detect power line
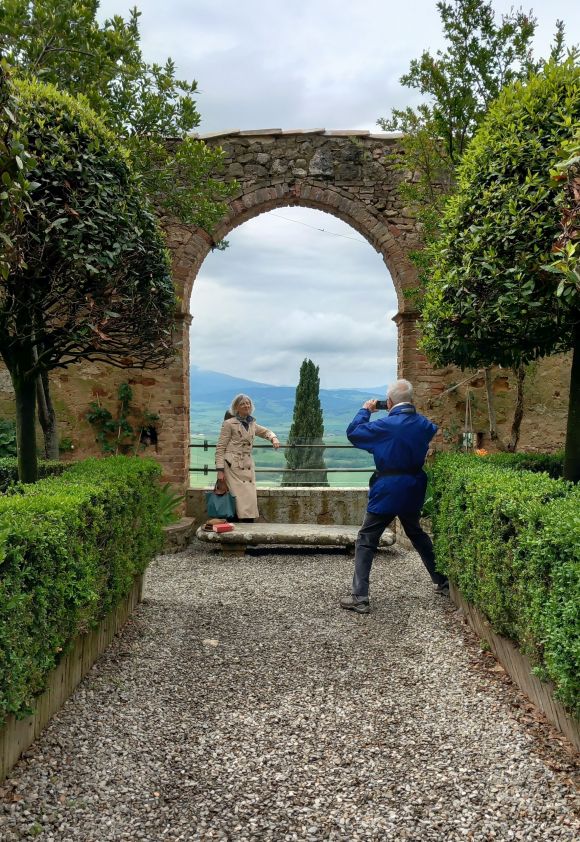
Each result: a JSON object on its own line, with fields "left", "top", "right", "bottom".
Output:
{"left": 270, "top": 213, "right": 368, "bottom": 245}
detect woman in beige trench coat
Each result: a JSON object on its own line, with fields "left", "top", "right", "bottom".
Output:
{"left": 215, "top": 394, "right": 280, "bottom": 520}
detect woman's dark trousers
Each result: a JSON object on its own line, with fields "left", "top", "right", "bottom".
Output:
{"left": 352, "top": 511, "right": 446, "bottom": 598}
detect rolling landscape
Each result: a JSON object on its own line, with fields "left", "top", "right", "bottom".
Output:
{"left": 189, "top": 366, "right": 385, "bottom": 486}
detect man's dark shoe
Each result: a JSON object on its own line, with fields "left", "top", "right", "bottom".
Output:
{"left": 434, "top": 579, "right": 450, "bottom": 596}
{"left": 340, "top": 595, "right": 370, "bottom": 614}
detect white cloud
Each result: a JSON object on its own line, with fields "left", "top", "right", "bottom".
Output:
{"left": 96, "top": 0, "right": 580, "bottom": 387}
{"left": 189, "top": 208, "right": 398, "bottom": 386}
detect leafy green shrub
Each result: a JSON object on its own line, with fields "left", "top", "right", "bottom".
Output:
{"left": 0, "top": 457, "right": 163, "bottom": 723}
{"left": 0, "top": 457, "right": 67, "bottom": 493}
{"left": 158, "top": 483, "right": 185, "bottom": 525}
{"left": 430, "top": 453, "right": 579, "bottom": 714}
{"left": 483, "top": 451, "right": 564, "bottom": 478}
{"left": 87, "top": 382, "right": 159, "bottom": 455}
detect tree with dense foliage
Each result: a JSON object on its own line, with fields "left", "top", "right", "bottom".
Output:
{"left": 546, "top": 127, "right": 580, "bottom": 482}
{"left": 1, "top": 0, "right": 232, "bottom": 230}
{"left": 2, "top": 1, "right": 235, "bottom": 456}
{"left": 421, "top": 59, "right": 580, "bottom": 481}
{"left": 0, "top": 58, "right": 31, "bottom": 280}
{"left": 378, "top": 0, "right": 564, "bottom": 241}
{"left": 284, "top": 359, "right": 328, "bottom": 487}
{"left": 377, "top": 1, "right": 567, "bottom": 447}
{"left": 0, "top": 79, "right": 177, "bottom": 483}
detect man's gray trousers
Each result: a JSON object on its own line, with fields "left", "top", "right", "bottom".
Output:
{"left": 352, "top": 511, "right": 447, "bottom": 599}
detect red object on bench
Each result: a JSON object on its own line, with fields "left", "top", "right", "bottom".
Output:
{"left": 212, "top": 523, "right": 234, "bottom": 533}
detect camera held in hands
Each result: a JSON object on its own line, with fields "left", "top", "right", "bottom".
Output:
{"left": 375, "top": 400, "right": 388, "bottom": 410}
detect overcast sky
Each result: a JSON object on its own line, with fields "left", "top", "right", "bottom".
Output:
{"left": 100, "top": 0, "right": 580, "bottom": 388}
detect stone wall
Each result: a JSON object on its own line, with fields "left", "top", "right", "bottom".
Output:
{"left": 0, "top": 129, "right": 570, "bottom": 485}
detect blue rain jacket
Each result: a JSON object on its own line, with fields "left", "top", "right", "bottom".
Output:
{"left": 347, "top": 404, "right": 437, "bottom": 515}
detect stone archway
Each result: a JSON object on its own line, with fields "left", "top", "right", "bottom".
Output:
{"left": 0, "top": 129, "right": 570, "bottom": 488}
{"left": 161, "top": 129, "right": 442, "bottom": 487}
{"left": 0, "top": 128, "right": 568, "bottom": 485}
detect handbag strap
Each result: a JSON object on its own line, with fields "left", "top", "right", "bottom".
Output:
{"left": 214, "top": 476, "right": 228, "bottom": 495}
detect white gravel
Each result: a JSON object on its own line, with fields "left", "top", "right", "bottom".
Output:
{"left": 1, "top": 543, "right": 578, "bottom": 841}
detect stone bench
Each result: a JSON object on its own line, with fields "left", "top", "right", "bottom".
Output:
{"left": 195, "top": 523, "right": 396, "bottom": 555}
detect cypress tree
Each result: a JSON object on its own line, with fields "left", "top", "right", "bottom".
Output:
{"left": 283, "top": 359, "right": 328, "bottom": 487}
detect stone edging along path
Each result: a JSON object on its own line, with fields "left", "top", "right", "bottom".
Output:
{"left": 450, "top": 584, "right": 580, "bottom": 752}
{"left": 396, "top": 518, "right": 580, "bottom": 750}
{"left": 0, "top": 575, "right": 144, "bottom": 782}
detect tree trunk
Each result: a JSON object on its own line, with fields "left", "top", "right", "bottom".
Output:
{"left": 484, "top": 367, "right": 499, "bottom": 441}
{"left": 563, "top": 324, "right": 580, "bottom": 483}
{"left": 12, "top": 362, "right": 38, "bottom": 483}
{"left": 36, "top": 370, "right": 59, "bottom": 460}
{"left": 507, "top": 365, "right": 526, "bottom": 453}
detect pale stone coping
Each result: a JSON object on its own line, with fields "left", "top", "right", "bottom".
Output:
{"left": 190, "top": 129, "right": 405, "bottom": 141}
{"left": 188, "top": 487, "right": 369, "bottom": 500}
{"left": 163, "top": 516, "right": 195, "bottom": 532}
{"left": 369, "top": 131, "right": 404, "bottom": 139}
{"left": 281, "top": 128, "right": 325, "bottom": 135}
{"left": 187, "top": 486, "right": 368, "bottom": 494}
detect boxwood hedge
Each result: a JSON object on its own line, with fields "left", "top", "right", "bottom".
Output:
{"left": 430, "top": 453, "right": 579, "bottom": 715}
{"left": 481, "top": 451, "right": 564, "bottom": 478}
{"left": 0, "top": 457, "right": 67, "bottom": 493}
{"left": 0, "top": 457, "right": 163, "bottom": 723}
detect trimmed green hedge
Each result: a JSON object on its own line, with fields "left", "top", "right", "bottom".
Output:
{"left": 0, "top": 457, "right": 67, "bottom": 493}
{"left": 0, "top": 457, "right": 163, "bottom": 723}
{"left": 482, "top": 451, "right": 564, "bottom": 479}
{"left": 430, "top": 453, "right": 579, "bottom": 715}
{"left": 422, "top": 450, "right": 564, "bottom": 516}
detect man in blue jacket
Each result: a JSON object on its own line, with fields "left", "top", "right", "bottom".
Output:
{"left": 341, "top": 379, "right": 449, "bottom": 614}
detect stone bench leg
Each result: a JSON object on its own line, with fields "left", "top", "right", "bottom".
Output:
{"left": 221, "top": 543, "right": 247, "bottom": 556}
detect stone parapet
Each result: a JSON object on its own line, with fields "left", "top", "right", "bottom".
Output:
{"left": 187, "top": 486, "right": 369, "bottom": 527}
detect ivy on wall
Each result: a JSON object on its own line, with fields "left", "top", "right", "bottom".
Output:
{"left": 87, "top": 383, "right": 159, "bottom": 455}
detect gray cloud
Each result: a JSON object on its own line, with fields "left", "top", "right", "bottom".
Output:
{"left": 100, "top": 0, "right": 574, "bottom": 132}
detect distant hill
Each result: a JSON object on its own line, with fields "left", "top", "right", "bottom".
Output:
{"left": 189, "top": 366, "right": 388, "bottom": 437}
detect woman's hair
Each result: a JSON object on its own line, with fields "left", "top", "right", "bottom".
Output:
{"left": 230, "top": 393, "right": 254, "bottom": 415}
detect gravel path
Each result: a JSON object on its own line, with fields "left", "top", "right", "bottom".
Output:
{"left": 1, "top": 543, "right": 578, "bottom": 841}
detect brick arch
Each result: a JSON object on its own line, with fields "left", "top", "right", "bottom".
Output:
{"left": 174, "top": 186, "right": 417, "bottom": 314}
{"left": 168, "top": 129, "right": 425, "bottom": 313}
{"left": 161, "top": 130, "right": 442, "bottom": 487}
